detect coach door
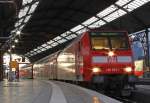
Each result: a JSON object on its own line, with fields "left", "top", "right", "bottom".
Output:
{"left": 75, "top": 42, "right": 81, "bottom": 80}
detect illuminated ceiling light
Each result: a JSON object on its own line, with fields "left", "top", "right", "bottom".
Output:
{"left": 131, "top": 35, "right": 135, "bottom": 39}
{"left": 12, "top": 45, "right": 15, "bottom": 48}
{"left": 8, "top": 49, "right": 11, "bottom": 52}
{"left": 16, "top": 31, "right": 21, "bottom": 35}
{"left": 14, "top": 39, "right": 19, "bottom": 43}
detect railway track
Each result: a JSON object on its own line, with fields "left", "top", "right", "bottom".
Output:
{"left": 61, "top": 81, "right": 148, "bottom": 103}
{"left": 112, "top": 96, "right": 137, "bottom": 103}
{"left": 75, "top": 82, "right": 138, "bottom": 103}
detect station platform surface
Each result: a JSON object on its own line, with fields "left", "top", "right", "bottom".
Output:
{"left": 0, "top": 79, "right": 121, "bottom": 103}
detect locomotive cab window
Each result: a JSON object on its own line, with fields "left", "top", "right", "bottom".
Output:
{"left": 91, "top": 37, "right": 109, "bottom": 50}
{"left": 90, "top": 32, "right": 129, "bottom": 50}
{"left": 110, "top": 36, "right": 129, "bottom": 49}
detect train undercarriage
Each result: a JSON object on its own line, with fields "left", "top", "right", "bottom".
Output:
{"left": 91, "top": 74, "right": 138, "bottom": 96}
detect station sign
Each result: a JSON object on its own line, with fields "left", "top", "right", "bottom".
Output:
{"left": 9, "top": 61, "right": 19, "bottom": 68}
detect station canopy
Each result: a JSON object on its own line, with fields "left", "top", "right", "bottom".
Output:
{"left": 3, "top": 0, "right": 150, "bottom": 62}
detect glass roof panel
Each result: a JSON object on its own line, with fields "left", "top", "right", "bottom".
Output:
{"left": 36, "top": 50, "right": 41, "bottom": 53}
{"left": 37, "top": 46, "right": 42, "bottom": 49}
{"left": 71, "top": 25, "right": 84, "bottom": 32}
{"left": 97, "top": 5, "right": 117, "bottom": 18}
{"left": 23, "top": 0, "right": 33, "bottom": 5}
{"left": 76, "top": 28, "right": 87, "bottom": 34}
{"left": 61, "top": 32, "right": 71, "bottom": 37}
{"left": 18, "top": 10, "right": 26, "bottom": 18}
{"left": 18, "top": 19, "right": 23, "bottom": 23}
{"left": 24, "top": 15, "right": 31, "bottom": 23}
{"left": 54, "top": 36, "right": 62, "bottom": 41}
{"left": 32, "top": 52, "right": 37, "bottom": 55}
{"left": 30, "top": 51, "right": 34, "bottom": 54}
{"left": 15, "top": 23, "right": 20, "bottom": 28}
{"left": 19, "top": 25, "right": 24, "bottom": 30}
{"left": 18, "top": 6, "right": 30, "bottom": 18}
{"left": 28, "top": 54, "right": 31, "bottom": 56}
{"left": 88, "top": 20, "right": 106, "bottom": 28}
{"left": 66, "top": 34, "right": 77, "bottom": 40}
{"left": 115, "top": 0, "right": 131, "bottom": 6}
{"left": 15, "top": 19, "right": 24, "bottom": 27}
{"left": 41, "top": 44, "right": 47, "bottom": 47}
{"left": 12, "top": 0, "right": 39, "bottom": 33}
{"left": 57, "top": 38, "right": 67, "bottom": 43}
{"left": 51, "top": 42, "right": 59, "bottom": 47}
{"left": 47, "top": 40, "right": 54, "bottom": 44}
{"left": 45, "top": 45, "right": 52, "bottom": 49}
{"left": 33, "top": 48, "right": 38, "bottom": 51}
{"left": 28, "top": 2, "right": 39, "bottom": 14}
{"left": 61, "top": 33, "right": 68, "bottom": 37}
{"left": 123, "top": 0, "right": 149, "bottom": 12}
{"left": 82, "top": 17, "right": 98, "bottom": 25}
{"left": 104, "top": 9, "right": 126, "bottom": 22}
{"left": 41, "top": 48, "right": 46, "bottom": 51}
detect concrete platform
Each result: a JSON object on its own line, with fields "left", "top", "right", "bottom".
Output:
{"left": 0, "top": 80, "right": 122, "bottom": 103}
{"left": 131, "top": 85, "right": 150, "bottom": 103}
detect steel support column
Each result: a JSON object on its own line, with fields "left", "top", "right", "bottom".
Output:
{"left": 31, "top": 64, "right": 34, "bottom": 79}
{"left": 0, "top": 50, "right": 4, "bottom": 81}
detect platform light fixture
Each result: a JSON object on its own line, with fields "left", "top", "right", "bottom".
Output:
{"left": 12, "top": 45, "right": 15, "bottom": 48}
{"left": 131, "top": 35, "right": 135, "bottom": 39}
{"left": 14, "top": 39, "right": 19, "bottom": 43}
{"left": 8, "top": 49, "right": 11, "bottom": 52}
{"left": 16, "top": 31, "right": 21, "bottom": 35}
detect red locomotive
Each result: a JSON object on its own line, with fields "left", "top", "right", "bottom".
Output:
{"left": 34, "top": 30, "right": 138, "bottom": 94}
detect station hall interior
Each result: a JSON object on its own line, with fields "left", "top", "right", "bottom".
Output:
{"left": 0, "top": 0, "right": 150, "bottom": 103}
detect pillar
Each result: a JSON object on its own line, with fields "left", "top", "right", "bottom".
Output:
{"left": 145, "top": 29, "right": 150, "bottom": 71}
{"left": 31, "top": 64, "right": 34, "bottom": 79}
{"left": 0, "top": 50, "right": 3, "bottom": 81}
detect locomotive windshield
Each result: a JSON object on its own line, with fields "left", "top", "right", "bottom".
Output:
{"left": 90, "top": 32, "right": 129, "bottom": 50}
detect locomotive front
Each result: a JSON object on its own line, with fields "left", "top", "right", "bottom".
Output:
{"left": 88, "top": 31, "right": 138, "bottom": 87}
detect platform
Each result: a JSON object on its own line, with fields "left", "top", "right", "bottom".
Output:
{"left": 0, "top": 80, "right": 121, "bottom": 103}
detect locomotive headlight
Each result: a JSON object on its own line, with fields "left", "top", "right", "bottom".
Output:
{"left": 125, "top": 67, "right": 132, "bottom": 72}
{"left": 108, "top": 51, "right": 114, "bottom": 56}
{"left": 92, "top": 67, "right": 101, "bottom": 73}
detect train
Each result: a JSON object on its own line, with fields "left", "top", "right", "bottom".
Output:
{"left": 19, "top": 65, "right": 32, "bottom": 79}
{"left": 33, "top": 29, "right": 141, "bottom": 95}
